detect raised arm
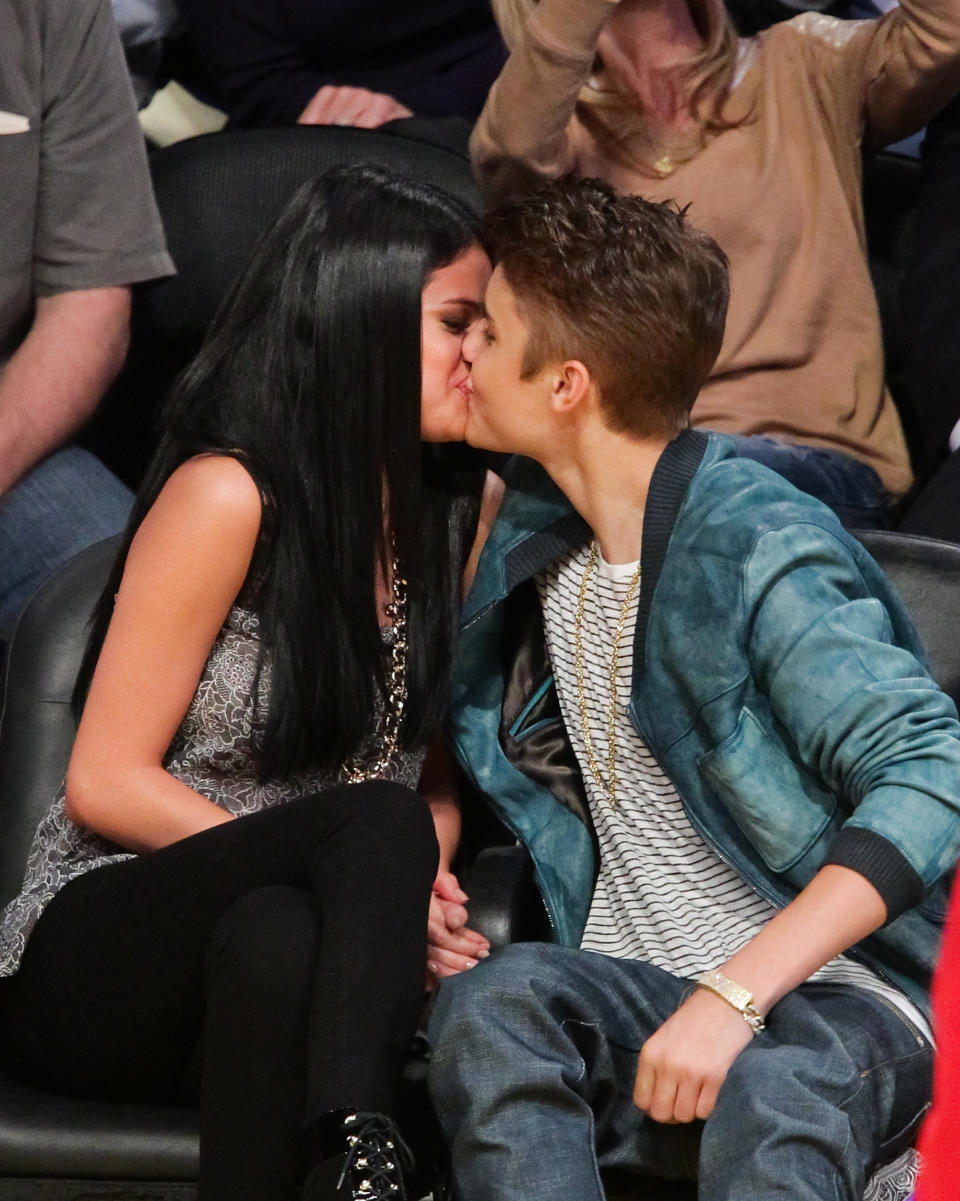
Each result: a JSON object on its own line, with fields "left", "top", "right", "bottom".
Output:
{"left": 64, "top": 455, "right": 263, "bottom": 852}
{"left": 861, "top": 0, "right": 960, "bottom": 149}
{"left": 471, "top": 0, "right": 619, "bottom": 203}
{"left": 811, "top": 0, "right": 960, "bottom": 150}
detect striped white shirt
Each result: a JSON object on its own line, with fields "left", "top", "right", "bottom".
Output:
{"left": 537, "top": 541, "right": 930, "bottom": 1040}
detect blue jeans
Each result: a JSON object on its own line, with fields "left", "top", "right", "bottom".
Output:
{"left": 725, "top": 435, "right": 893, "bottom": 530}
{"left": 0, "top": 447, "right": 133, "bottom": 641}
{"left": 428, "top": 944, "right": 932, "bottom": 1201}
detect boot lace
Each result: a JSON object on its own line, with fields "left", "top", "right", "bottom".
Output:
{"left": 337, "top": 1112, "right": 413, "bottom": 1200}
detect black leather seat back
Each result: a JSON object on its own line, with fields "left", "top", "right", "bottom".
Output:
{"left": 0, "top": 536, "right": 120, "bottom": 907}
{"left": 857, "top": 528, "right": 960, "bottom": 707}
{"left": 863, "top": 151, "right": 920, "bottom": 431}
{"left": 89, "top": 125, "right": 481, "bottom": 485}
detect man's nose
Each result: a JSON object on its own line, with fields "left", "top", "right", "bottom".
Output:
{"left": 462, "top": 323, "right": 482, "bottom": 365}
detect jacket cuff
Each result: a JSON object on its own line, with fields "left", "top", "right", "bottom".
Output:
{"left": 823, "top": 828, "right": 925, "bottom": 921}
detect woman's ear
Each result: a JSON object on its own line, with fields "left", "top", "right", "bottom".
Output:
{"left": 550, "top": 359, "right": 592, "bottom": 414}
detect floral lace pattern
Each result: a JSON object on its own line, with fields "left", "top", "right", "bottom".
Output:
{"left": 864, "top": 1148, "right": 918, "bottom": 1201}
{"left": 0, "top": 606, "right": 424, "bottom": 977}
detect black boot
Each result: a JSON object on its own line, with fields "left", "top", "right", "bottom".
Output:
{"left": 303, "top": 1111, "right": 413, "bottom": 1201}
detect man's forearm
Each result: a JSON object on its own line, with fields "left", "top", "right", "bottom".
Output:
{"left": 719, "top": 863, "right": 888, "bottom": 1014}
{"left": 632, "top": 863, "right": 892, "bottom": 1123}
{"left": 0, "top": 286, "right": 130, "bottom": 497}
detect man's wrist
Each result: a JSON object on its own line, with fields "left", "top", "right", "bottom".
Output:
{"left": 695, "top": 969, "right": 766, "bottom": 1035}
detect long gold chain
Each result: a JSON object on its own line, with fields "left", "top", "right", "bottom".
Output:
{"left": 338, "top": 553, "right": 408, "bottom": 784}
{"left": 573, "top": 539, "right": 642, "bottom": 809}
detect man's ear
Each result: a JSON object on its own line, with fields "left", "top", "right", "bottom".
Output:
{"left": 550, "top": 360, "right": 591, "bottom": 414}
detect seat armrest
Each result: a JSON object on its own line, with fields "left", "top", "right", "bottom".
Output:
{"left": 462, "top": 845, "right": 549, "bottom": 949}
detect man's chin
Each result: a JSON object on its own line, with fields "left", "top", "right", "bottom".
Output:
{"left": 465, "top": 415, "right": 518, "bottom": 455}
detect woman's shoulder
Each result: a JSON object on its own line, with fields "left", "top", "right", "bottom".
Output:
{"left": 159, "top": 455, "right": 264, "bottom": 530}
{"left": 128, "top": 455, "right": 264, "bottom": 600}
{"left": 756, "top": 10, "right": 874, "bottom": 62}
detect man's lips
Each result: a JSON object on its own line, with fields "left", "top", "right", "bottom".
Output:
{"left": 455, "top": 376, "right": 473, "bottom": 398}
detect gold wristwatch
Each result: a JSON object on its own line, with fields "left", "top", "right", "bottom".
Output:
{"left": 695, "top": 969, "right": 766, "bottom": 1035}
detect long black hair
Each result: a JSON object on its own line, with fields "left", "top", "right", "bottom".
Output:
{"left": 78, "top": 165, "right": 486, "bottom": 778}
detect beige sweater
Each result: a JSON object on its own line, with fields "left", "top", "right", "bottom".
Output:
{"left": 471, "top": 0, "right": 960, "bottom": 495}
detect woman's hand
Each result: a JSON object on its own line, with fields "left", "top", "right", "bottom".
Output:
{"left": 297, "top": 85, "right": 413, "bottom": 128}
{"left": 426, "top": 869, "right": 490, "bottom": 990}
{"left": 633, "top": 986, "right": 753, "bottom": 1124}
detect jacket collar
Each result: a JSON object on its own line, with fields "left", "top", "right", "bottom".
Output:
{"left": 463, "top": 429, "right": 710, "bottom": 633}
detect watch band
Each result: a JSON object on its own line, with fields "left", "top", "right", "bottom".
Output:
{"left": 695, "top": 969, "right": 766, "bottom": 1035}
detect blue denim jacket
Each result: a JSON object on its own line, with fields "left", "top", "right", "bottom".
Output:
{"left": 448, "top": 431, "right": 960, "bottom": 1017}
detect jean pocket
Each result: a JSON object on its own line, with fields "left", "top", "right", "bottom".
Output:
{"left": 698, "top": 707, "right": 838, "bottom": 873}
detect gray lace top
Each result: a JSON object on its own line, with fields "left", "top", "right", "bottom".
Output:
{"left": 0, "top": 605, "right": 425, "bottom": 978}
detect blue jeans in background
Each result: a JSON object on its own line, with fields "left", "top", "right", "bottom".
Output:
{"left": 428, "top": 943, "right": 932, "bottom": 1201}
{"left": 0, "top": 446, "right": 133, "bottom": 642}
{"left": 725, "top": 435, "right": 894, "bottom": 530}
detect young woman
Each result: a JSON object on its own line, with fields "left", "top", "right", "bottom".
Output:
{"left": 0, "top": 165, "right": 493, "bottom": 1201}
{"left": 473, "top": 0, "right": 960, "bottom": 527}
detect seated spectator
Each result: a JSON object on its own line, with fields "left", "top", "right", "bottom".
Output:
{"left": 427, "top": 175, "right": 959, "bottom": 1201}
{"left": 0, "top": 165, "right": 494, "bottom": 1201}
{"left": 0, "top": 0, "right": 173, "bottom": 643}
{"left": 175, "top": 0, "right": 506, "bottom": 132}
{"left": 472, "top": 0, "right": 960, "bottom": 527}
{"left": 896, "top": 90, "right": 960, "bottom": 541}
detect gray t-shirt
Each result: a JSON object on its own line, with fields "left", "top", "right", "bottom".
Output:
{"left": 0, "top": 0, "right": 174, "bottom": 365}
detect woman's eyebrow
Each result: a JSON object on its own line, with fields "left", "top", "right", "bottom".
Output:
{"left": 434, "top": 296, "right": 485, "bottom": 311}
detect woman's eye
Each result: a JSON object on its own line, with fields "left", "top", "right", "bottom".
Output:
{"left": 443, "top": 318, "right": 468, "bottom": 334}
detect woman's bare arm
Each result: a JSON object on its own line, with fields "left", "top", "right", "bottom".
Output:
{"left": 64, "top": 455, "right": 263, "bottom": 852}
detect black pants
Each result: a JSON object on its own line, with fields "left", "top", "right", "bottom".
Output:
{"left": 0, "top": 781, "right": 438, "bottom": 1201}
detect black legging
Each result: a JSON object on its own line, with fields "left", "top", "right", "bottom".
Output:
{"left": 0, "top": 781, "right": 438, "bottom": 1201}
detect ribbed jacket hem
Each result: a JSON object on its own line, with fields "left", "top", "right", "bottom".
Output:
{"left": 824, "top": 827, "right": 925, "bottom": 921}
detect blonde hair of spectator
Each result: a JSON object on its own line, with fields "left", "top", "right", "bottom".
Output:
{"left": 492, "top": 0, "right": 742, "bottom": 147}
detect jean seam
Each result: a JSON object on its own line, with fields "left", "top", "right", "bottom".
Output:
{"left": 559, "top": 1018, "right": 597, "bottom": 1085}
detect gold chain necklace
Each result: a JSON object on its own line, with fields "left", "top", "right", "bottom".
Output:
{"left": 338, "top": 552, "right": 408, "bottom": 784}
{"left": 573, "top": 539, "right": 642, "bottom": 809}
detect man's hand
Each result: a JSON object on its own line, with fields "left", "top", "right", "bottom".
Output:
{"left": 426, "top": 869, "right": 490, "bottom": 990}
{"left": 633, "top": 986, "right": 753, "bottom": 1123}
{"left": 298, "top": 85, "right": 413, "bottom": 128}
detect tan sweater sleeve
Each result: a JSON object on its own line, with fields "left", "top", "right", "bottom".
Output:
{"left": 860, "top": 0, "right": 960, "bottom": 147}
{"left": 470, "top": 0, "right": 618, "bottom": 204}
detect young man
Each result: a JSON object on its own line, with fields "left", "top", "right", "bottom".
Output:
{"left": 427, "top": 177, "right": 960, "bottom": 1200}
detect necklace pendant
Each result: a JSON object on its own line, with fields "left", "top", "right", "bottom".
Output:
{"left": 654, "top": 154, "right": 675, "bottom": 177}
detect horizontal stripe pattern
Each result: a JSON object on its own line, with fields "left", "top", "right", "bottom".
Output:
{"left": 537, "top": 543, "right": 931, "bottom": 1040}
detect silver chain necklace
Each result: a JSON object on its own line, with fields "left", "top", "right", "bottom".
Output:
{"left": 338, "top": 553, "right": 408, "bottom": 784}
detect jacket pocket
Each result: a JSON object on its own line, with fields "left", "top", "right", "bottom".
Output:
{"left": 698, "top": 707, "right": 838, "bottom": 873}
